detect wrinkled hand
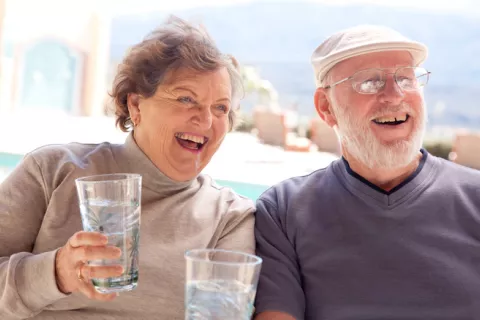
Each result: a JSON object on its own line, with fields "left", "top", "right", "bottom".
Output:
{"left": 55, "top": 231, "right": 123, "bottom": 301}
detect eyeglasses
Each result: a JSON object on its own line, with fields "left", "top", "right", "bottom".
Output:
{"left": 324, "top": 66, "right": 431, "bottom": 94}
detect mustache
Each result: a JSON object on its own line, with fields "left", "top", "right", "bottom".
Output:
{"left": 369, "top": 102, "right": 415, "bottom": 120}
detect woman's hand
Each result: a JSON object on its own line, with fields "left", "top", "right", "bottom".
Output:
{"left": 55, "top": 231, "right": 124, "bottom": 301}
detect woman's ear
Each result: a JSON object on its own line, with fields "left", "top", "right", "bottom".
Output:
{"left": 314, "top": 88, "right": 337, "bottom": 128}
{"left": 127, "top": 93, "right": 141, "bottom": 126}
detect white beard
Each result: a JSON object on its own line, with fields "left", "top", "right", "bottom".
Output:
{"left": 330, "top": 94, "right": 427, "bottom": 170}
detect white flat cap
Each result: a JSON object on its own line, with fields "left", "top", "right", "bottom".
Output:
{"left": 311, "top": 25, "right": 428, "bottom": 87}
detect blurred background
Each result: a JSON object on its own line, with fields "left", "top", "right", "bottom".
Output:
{"left": 0, "top": 0, "right": 479, "bottom": 200}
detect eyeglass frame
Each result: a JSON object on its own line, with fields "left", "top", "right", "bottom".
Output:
{"left": 323, "top": 66, "right": 431, "bottom": 94}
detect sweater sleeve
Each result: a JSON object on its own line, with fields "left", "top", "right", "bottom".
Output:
{"left": 0, "top": 154, "right": 68, "bottom": 319}
{"left": 215, "top": 194, "right": 256, "bottom": 255}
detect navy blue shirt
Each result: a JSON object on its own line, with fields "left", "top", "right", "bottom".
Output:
{"left": 254, "top": 151, "right": 480, "bottom": 319}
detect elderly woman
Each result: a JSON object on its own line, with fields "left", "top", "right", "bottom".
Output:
{"left": 0, "top": 16, "right": 254, "bottom": 319}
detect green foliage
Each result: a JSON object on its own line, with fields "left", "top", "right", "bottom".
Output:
{"left": 422, "top": 139, "right": 453, "bottom": 160}
{"left": 234, "top": 113, "right": 255, "bottom": 133}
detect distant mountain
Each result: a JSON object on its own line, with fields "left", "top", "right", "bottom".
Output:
{"left": 109, "top": 2, "right": 480, "bottom": 129}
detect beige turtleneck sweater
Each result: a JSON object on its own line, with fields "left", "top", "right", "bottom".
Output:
{"left": 0, "top": 133, "right": 255, "bottom": 320}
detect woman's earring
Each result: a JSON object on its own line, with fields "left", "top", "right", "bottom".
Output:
{"left": 130, "top": 117, "right": 137, "bottom": 127}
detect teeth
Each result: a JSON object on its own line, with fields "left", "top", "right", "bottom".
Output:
{"left": 175, "top": 133, "right": 205, "bottom": 144}
{"left": 374, "top": 114, "right": 408, "bottom": 123}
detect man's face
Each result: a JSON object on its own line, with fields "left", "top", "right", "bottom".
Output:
{"left": 326, "top": 50, "right": 427, "bottom": 169}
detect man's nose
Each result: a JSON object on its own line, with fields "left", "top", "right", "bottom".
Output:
{"left": 378, "top": 76, "right": 405, "bottom": 105}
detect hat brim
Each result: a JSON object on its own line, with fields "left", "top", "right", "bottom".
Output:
{"left": 313, "top": 41, "right": 428, "bottom": 87}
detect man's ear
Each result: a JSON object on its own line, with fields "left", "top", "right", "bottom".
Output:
{"left": 314, "top": 88, "right": 337, "bottom": 128}
{"left": 127, "top": 93, "right": 141, "bottom": 125}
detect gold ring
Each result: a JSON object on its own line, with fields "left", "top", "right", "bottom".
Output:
{"left": 77, "top": 262, "right": 87, "bottom": 282}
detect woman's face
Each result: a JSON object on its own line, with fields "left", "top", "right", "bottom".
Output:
{"left": 127, "top": 67, "right": 232, "bottom": 182}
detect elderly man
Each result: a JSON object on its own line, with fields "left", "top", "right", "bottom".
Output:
{"left": 254, "top": 25, "right": 480, "bottom": 320}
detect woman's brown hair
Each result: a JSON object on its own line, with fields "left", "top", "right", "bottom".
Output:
{"left": 110, "top": 15, "right": 244, "bottom": 132}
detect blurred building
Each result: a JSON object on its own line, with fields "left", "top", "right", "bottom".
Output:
{"left": 0, "top": 0, "right": 111, "bottom": 116}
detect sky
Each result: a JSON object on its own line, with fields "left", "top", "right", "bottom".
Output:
{"left": 4, "top": 0, "right": 476, "bottom": 42}
{"left": 5, "top": 0, "right": 479, "bottom": 17}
